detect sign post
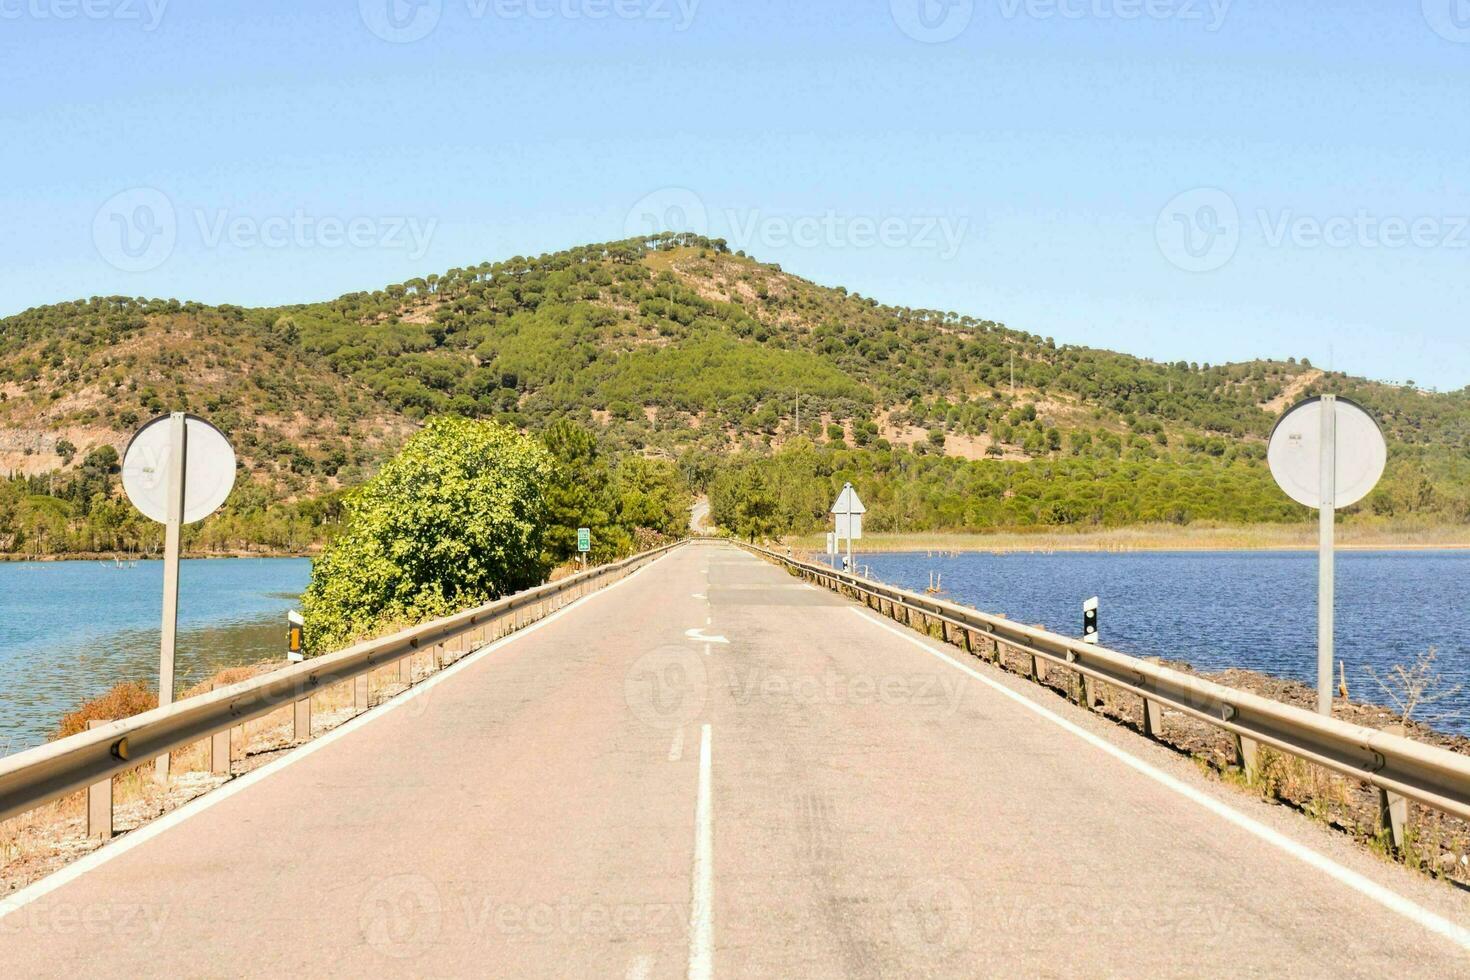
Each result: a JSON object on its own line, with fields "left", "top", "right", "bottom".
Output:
{"left": 577, "top": 527, "right": 591, "bottom": 569}
{"left": 1318, "top": 397, "right": 1338, "bottom": 719}
{"left": 122, "top": 413, "right": 237, "bottom": 781}
{"left": 156, "top": 413, "right": 187, "bottom": 784}
{"left": 1268, "top": 395, "right": 1386, "bottom": 716}
{"left": 830, "top": 483, "right": 866, "bottom": 574}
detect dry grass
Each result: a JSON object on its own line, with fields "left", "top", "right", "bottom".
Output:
{"left": 786, "top": 521, "right": 1470, "bottom": 554}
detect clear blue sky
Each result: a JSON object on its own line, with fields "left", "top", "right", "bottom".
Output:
{"left": 2, "top": 1, "right": 1467, "bottom": 389}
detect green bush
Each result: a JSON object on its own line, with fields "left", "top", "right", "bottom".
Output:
{"left": 302, "top": 416, "right": 552, "bottom": 652}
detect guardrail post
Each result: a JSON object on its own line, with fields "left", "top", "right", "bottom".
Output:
{"left": 1234, "top": 734, "right": 1261, "bottom": 779}
{"left": 294, "top": 697, "right": 311, "bottom": 743}
{"left": 86, "top": 720, "right": 113, "bottom": 841}
{"left": 209, "top": 683, "right": 231, "bottom": 776}
{"left": 1079, "top": 674, "right": 1097, "bottom": 712}
{"left": 1142, "top": 698, "right": 1165, "bottom": 739}
{"left": 355, "top": 674, "right": 370, "bottom": 714}
{"left": 399, "top": 654, "right": 413, "bottom": 686}
{"left": 1378, "top": 789, "right": 1407, "bottom": 850}
{"left": 1029, "top": 650, "right": 1044, "bottom": 683}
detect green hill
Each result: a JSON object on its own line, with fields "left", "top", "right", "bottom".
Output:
{"left": 1, "top": 233, "right": 1467, "bottom": 552}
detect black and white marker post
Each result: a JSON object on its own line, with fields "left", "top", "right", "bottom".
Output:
{"left": 1082, "top": 597, "right": 1100, "bottom": 645}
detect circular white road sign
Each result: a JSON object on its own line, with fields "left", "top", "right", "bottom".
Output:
{"left": 122, "top": 414, "right": 237, "bottom": 525}
{"left": 1268, "top": 397, "right": 1386, "bottom": 510}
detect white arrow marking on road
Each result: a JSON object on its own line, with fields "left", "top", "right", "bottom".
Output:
{"left": 685, "top": 628, "right": 729, "bottom": 644}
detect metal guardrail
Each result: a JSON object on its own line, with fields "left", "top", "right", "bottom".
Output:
{"left": 743, "top": 543, "right": 1470, "bottom": 837}
{"left": 0, "top": 541, "right": 685, "bottom": 825}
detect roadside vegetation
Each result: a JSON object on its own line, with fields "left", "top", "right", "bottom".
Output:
{"left": 300, "top": 417, "right": 554, "bottom": 651}
{"left": 301, "top": 415, "right": 689, "bottom": 652}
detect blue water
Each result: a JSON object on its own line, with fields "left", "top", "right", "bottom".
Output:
{"left": 852, "top": 550, "right": 1470, "bottom": 732}
{"left": 0, "top": 558, "right": 311, "bottom": 752}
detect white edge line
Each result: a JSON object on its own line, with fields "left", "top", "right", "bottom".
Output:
{"left": 688, "top": 723, "right": 714, "bottom": 980}
{"left": 848, "top": 607, "right": 1470, "bottom": 952}
{"left": 0, "top": 553, "right": 672, "bottom": 922}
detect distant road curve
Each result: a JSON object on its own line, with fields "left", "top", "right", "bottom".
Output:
{"left": 689, "top": 498, "right": 711, "bottom": 535}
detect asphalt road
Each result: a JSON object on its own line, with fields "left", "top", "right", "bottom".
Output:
{"left": 3, "top": 541, "right": 1469, "bottom": 977}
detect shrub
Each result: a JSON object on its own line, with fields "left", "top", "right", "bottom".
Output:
{"left": 301, "top": 416, "right": 552, "bottom": 652}
{"left": 54, "top": 681, "right": 156, "bottom": 740}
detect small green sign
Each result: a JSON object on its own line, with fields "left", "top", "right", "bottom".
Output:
{"left": 577, "top": 527, "right": 591, "bottom": 553}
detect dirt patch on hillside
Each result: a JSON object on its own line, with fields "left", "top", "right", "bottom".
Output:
{"left": 1262, "top": 369, "right": 1324, "bottom": 415}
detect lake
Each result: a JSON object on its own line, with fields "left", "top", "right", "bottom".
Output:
{"left": 849, "top": 550, "right": 1470, "bottom": 733}
{"left": 0, "top": 558, "right": 311, "bottom": 754}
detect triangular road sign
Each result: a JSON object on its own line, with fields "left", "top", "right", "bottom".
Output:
{"left": 830, "top": 483, "right": 866, "bottom": 515}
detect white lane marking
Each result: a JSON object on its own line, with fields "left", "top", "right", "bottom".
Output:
{"left": 0, "top": 554, "right": 672, "bottom": 925}
{"left": 627, "top": 955, "right": 653, "bottom": 980}
{"left": 688, "top": 724, "right": 714, "bottom": 980}
{"left": 692, "top": 593, "right": 706, "bottom": 600}
{"left": 669, "top": 726, "right": 685, "bottom": 762}
{"left": 703, "top": 642, "right": 711, "bottom": 659}
{"left": 685, "top": 628, "right": 728, "bottom": 644}
{"left": 705, "top": 614, "right": 712, "bottom": 626}
{"left": 849, "top": 608, "right": 1470, "bottom": 952}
